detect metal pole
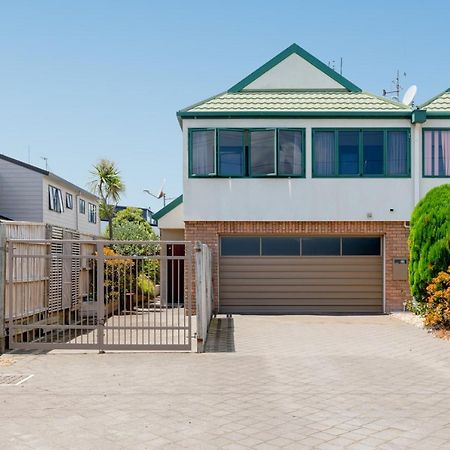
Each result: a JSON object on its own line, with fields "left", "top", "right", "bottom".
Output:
{"left": 96, "top": 242, "right": 105, "bottom": 353}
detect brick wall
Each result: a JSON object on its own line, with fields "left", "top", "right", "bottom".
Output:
{"left": 185, "top": 221, "right": 411, "bottom": 313}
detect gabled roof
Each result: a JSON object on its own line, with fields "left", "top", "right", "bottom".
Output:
{"left": 228, "top": 43, "right": 361, "bottom": 93}
{"left": 0, "top": 154, "right": 98, "bottom": 200}
{"left": 419, "top": 88, "right": 450, "bottom": 116}
{"left": 178, "top": 90, "right": 412, "bottom": 118}
{"left": 152, "top": 195, "right": 183, "bottom": 221}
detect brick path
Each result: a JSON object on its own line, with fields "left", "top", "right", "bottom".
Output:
{"left": 1, "top": 314, "right": 450, "bottom": 449}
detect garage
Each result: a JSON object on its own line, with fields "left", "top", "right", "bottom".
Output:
{"left": 219, "top": 236, "right": 383, "bottom": 314}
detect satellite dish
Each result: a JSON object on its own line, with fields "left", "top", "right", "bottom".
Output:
{"left": 402, "top": 85, "right": 417, "bottom": 106}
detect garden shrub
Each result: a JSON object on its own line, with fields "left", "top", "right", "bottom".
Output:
{"left": 137, "top": 273, "right": 155, "bottom": 299}
{"left": 409, "top": 184, "right": 450, "bottom": 301}
{"left": 424, "top": 266, "right": 450, "bottom": 329}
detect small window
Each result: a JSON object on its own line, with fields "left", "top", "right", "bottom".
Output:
{"left": 363, "top": 130, "right": 384, "bottom": 175}
{"left": 88, "top": 203, "right": 97, "bottom": 224}
{"left": 190, "top": 130, "right": 215, "bottom": 176}
{"left": 250, "top": 130, "right": 275, "bottom": 176}
{"left": 261, "top": 237, "right": 300, "bottom": 256}
{"left": 278, "top": 129, "right": 304, "bottom": 176}
{"left": 48, "top": 185, "right": 64, "bottom": 213}
{"left": 342, "top": 237, "right": 380, "bottom": 255}
{"left": 313, "top": 131, "right": 336, "bottom": 176}
{"left": 387, "top": 131, "right": 408, "bottom": 176}
{"left": 66, "top": 193, "right": 73, "bottom": 209}
{"left": 218, "top": 130, "right": 245, "bottom": 176}
{"left": 302, "top": 237, "right": 340, "bottom": 256}
{"left": 221, "top": 237, "right": 260, "bottom": 256}
{"left": 423, "top": 130, "right": 450, "bottom": 177}
{"left": 79, "top": 199, "right": 86, "bottom": 214}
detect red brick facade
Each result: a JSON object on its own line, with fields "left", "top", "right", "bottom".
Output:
{"left": 185, "top": 221, "right": 411, "bottom": 313}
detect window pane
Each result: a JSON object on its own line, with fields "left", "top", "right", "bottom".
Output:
{"left": 363, "top": 131, "right": 384, "bottom": 175}
{"left": 302, "top": 238, "right": 340, "bottom": 256}
{"left": 261, "top": 237, "right": 300, "bottom": 256}
{"left": 250, "top": 130, "right": 275, "bottom": 175}
{"left": 221, "top": 237, "right": 260, "bottom": 256}
{"left": 342, "top": 237, "right": 380, "bottom": 255}
{"left": 387, "top": 131, "right": 408, "bottom": 176}
{"left": 338, "top": 131, "right": 359, "bottom": 175}
{"left": 313, "top": 131, "right": 336, "bottom": 176}
{"left": 279, "top": 130, "right": 303, "bottom": 176}
{"left": 191, "top": 130, "right": 215, "bottom": 176}
{"left": 424, "top": 130, "right": 450, "bottom": 176}
{"left": 218, "top": 130, "right": 244, "bottom": 176}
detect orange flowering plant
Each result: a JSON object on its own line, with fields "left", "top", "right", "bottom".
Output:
{"left": 424, "top": 266, "right": 450, "bottom": 329}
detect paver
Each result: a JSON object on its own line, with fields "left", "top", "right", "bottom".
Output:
{"left": 0, "top": 314, "right": 449, "bottom": 449}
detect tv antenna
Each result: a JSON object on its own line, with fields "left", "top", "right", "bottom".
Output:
{"left": 143, "top": 179, "right": 173, "bottom": 207}
{"left": 383, "top": 70, "right": 407, "bottom": 101}
{"left": 40, "top": 156, "right": 48, "bottom": 170}
{"left": 327, "top": 57, "right": 343, "bottom": 75}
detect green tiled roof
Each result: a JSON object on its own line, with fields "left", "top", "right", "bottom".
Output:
{"left": 178, "top": 90, "right": 412, "bottom": 118}
{"left": 420, "top": 89, "right": 450, "bottom": 112}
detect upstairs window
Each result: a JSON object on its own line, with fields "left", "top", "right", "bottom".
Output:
{"left": 189, "top": 128, "right": 305, "bottom": 177}
{"left": 423, "top": 130, "right": 450, "bottom": 177}
{"left": 79, "top": 199, "right": 86, "bottom": 214}
{"left": 66, "top": 193, "right": 73, "bottom": 209}
{"left": 88, "top": 203, "right": 97, "bottom": 223}
{"left": 313, "top": 129, "right": 410, "bottom": 177}
{"left": 190, "top": 129, "right": 215, "bottom": 176}
{"left": 48, "top": 185, "right": 64, "bottom": 213}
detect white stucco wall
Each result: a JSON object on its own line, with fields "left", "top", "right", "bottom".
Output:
{"left": 157, "top": 203, "right": 184, "bottom": 229}
{"left": 183, "top": 117, "right": 450, "bottom": 222}
{"left": 244, "top": 54, "right": 343, "bottom": 90}
{"left": 43, "top": 176, "right": 101, "bottom": 235}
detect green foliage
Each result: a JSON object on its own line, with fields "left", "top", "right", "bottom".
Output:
{"left": 409, "top": 184, "right": 450, "bottom": 301}
{"left": 137, "top": 273, "right": 155, "bottom": 299}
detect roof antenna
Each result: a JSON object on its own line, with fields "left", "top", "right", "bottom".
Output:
{"left": 340, "top": 57, "right": 343, "bottom": 75}
{"left": 382, "top": 70, "right": 406, "bottom": 101}
{"left": 40, "top": 156, "right": 48, "bottom": 170}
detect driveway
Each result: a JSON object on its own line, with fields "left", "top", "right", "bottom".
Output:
{"left": 1, "top": 315, "right": 450, "bottom": 449}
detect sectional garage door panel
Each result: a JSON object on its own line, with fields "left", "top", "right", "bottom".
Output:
{"left": 219, "top": 255, "right": 383, "bottom": 314}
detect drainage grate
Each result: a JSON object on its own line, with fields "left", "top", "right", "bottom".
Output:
{"left": 0, "top": 374, "right": 33, "bottom": 385}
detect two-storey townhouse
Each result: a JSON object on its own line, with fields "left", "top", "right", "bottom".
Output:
{"left": 156, "top": 44, "right": 449, "bottom": 314}
{"left": 0, "top": 154, "right": 100, "bottom": 236}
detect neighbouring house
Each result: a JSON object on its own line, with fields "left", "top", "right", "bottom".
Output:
{"left": 156, "top": 43, "right": 450, "bottom": 314}
{"left": 0, "top": 154, "right": 100, "bottom": 235}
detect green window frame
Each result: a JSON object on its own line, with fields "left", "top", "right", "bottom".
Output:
{"left": 312, "top": 128, "right": 411, "bottom": 178}
{"left": 422, "top": 128, "right": 450, "bottom": 178}
{"left": 188, "top": 128, "right": 305, "bottom": 178}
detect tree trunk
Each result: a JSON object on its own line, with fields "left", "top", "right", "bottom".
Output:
{"left": 108, "top": 216, "right": 113, "bottom": 240}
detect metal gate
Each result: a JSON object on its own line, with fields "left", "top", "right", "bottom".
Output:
{"left": 5, "top": 239, "right": 193, "bottom": 351}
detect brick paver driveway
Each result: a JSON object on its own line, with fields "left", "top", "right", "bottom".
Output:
{"left": 1, "top": 315, "right": 450, "bottom": 449}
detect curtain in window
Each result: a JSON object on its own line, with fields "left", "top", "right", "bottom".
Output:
{"left": 191, "top": 130, "right": 214, "bottom": 175}
{"left": 424, "top": 130, "right": 450, "bottom": 176}
{"left": 314, "top": 132, "right": 335, "bottom": 176}
{"left": 387, "top": 131, "right": 407, "bottom": 175}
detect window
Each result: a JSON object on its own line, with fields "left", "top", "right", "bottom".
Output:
{"left": 261, "top": 237, "right": 300, "bottom": 256}
{"left": 66, "top": 193, "right": 73, "bottom": 209}
{"left": 190, "top": 129, "right": 215, "bottom": 176}
{"left": 221, "top": 236, "right": 381, "bottom": 257}
{"left": 79, "top": 199, "right": 86, "bottom": 214}
{"left": 189, "top": 128, "right": 305, "bottom": 177}
{"left": 423, "top": 130, "right": 450, "bottom": 177}
{"left": 218, "top": 130, "right": 245, "bottom": 176}
{"left": 221, "top": 237, "right": 260, "bottom": 256}
{"left": 302, "top": 237, "right": 340, "bottom": 256}
{"left": 48, "top": 185, "right": 64, "bottom": 213}
{"left": 278, "top": 129, "right": 304, "bottom": 176}
{"left": 88, "top": 203, "right": 97, "bottom": 223}
{"left": 313, "top": 129, "right": 410, "bottom": 177}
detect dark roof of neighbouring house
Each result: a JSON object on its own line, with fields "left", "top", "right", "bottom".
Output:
{"left": 0, "top": 154, "right": 98, "bottom": 200}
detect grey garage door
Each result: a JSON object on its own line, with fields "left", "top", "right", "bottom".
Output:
{"left": 219, "top": 236, "right": 383, "bottom": 314}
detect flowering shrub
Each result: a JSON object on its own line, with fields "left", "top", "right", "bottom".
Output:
{"left": 424, "top": 266, "right": 450, "bottom": 329}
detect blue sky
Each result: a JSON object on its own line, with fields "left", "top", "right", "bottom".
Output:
{"left": 1, "top": 0, "right": 449, "bottom": 212}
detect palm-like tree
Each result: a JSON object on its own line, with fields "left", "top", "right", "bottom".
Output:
{"left": 89, "top": 159, "right": 125, "bottom": 240}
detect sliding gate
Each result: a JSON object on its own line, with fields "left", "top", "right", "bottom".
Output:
{"left": 6, "top": 239, "right": 193, "bottom": 351}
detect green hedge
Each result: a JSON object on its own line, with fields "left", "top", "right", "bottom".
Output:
{"left": 409, "top": 184, "right": 450, "bottom": 301}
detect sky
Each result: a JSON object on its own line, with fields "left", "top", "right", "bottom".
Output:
{"left": 1, "top": 0, "right": 449, "bottom": 212}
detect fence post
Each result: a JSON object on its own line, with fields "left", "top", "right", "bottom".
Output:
{"left": 0, "top": 226, "right": 5, "bottom": 354}
{"left": 195, "top": 242, "right": 204, "bottom": 352}
{"left": 96, "top": 242, "right": 105, "bottom": 353}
